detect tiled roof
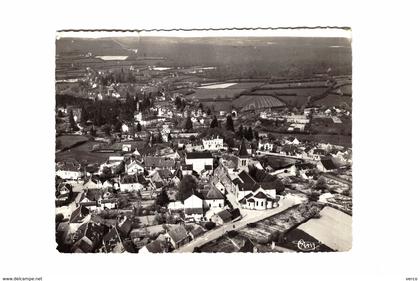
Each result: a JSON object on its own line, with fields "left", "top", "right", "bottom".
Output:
{"left": 190, "top": 226, "right": 205, "bottom": 238}
{"left": 144, "top": 156, "right": 175, "bottom": 168}
{"left": 69, "top": 206, "right": 89, "bottom": 223}
{"left": 237, "top": 171, "right": 258, "bottom": 191}
{"left": 56, "top": 161, "right": 81, "bottom": 172}
{"left": 145, "top": 240, "right": 166, "bottom": 253}
{"left": 102, "top": 227, "right": 123, "bottom": 253}
{"left": 320, "top": 158, "right": 339, "bottom": 170}
{"left": 215, "top": 209, "right": 232, "bottom": 223}
{"left": 253, "top": 191, "right": 268, "bottom": 199}
{"left": 186, "top": 152, "right": 213, "bottom": 159}
{"left": 185, "top": 208, "right": 204, "bottom": 215}
{"left": 120, "top": 174, "right": 142, "bottom": 184}
{"left": 168, "top": 225, "right": 189, "bottom": 243}
{"left": 204, "top": 185, "right": 224, "bottom": 200}
{"left": 157, "top": 169, "right": 173, "bottom": 179}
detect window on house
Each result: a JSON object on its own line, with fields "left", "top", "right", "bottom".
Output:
{"left": 219, "top": 203, "right": 221, "bottom": 207}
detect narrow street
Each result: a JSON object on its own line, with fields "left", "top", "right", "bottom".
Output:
{"left": 173, "top": 197, "right": 298, "bottom": 253}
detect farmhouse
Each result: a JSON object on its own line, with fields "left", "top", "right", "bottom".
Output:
{"left": 56, "top": 161, "right": 83, "bottom": 180}
{"left": 166, "top": 225, "right": 190, "bottom": 249}
{"left": 202, "top": 185, "right": 225, "bottom": 209}
{"left": 125, "top": 159, "right": 144, "bottom": 175}
{"left": 211, "top": 209, "right": 232, "bottom": 226}
{"left": 119, "top": 174, "right": 146, "bottom": 191}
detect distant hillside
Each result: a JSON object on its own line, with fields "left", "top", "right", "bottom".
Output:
{"left": 56, "top": 36, "right": 352, "bottom": 77}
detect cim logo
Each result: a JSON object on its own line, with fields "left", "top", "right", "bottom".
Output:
{"left": 292, "top": 239, "right": 321, "bottom": 252}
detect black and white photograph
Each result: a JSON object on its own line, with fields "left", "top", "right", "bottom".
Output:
{"left": 55, "top": 29, "right": 352, "bottom": 253}
{"left": 2, "top": 1, "right": 420, "bottom": 280}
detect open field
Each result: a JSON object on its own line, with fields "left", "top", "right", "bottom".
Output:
{"left": 223, "top": 82, "right": 263, "bottom": 89}
{"left": 57, "top": 36, "right": 352, "bottom": 81}
{"left": 198, "top": 83, "right": 238, "bottom": 89}
{"left": 260, "top": 81, "right": 328, "bottom": 89}
{"left": 233, "top": 95, "right": 286, "bottom": 111}
{"left": 186, "top": 88, "right": 245, "bottom": 100}
{"left": 56, "top": 135, "right": 89, "bottom": 148}
{"left": 312, "top": 94, "right": 352, "bottom": 108}
{"left": 56, "top": 140, "right": 116, "bottom": 164}
{"left": 255, "top": 87, "right": 328, "bottom": 96}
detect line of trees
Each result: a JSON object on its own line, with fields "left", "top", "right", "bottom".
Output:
{"left": 236, "top": 125, "right": 256, "bottom": 141}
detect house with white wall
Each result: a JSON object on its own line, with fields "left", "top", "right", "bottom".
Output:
{"left": 202, "top": 185, "right": 225, "bottom": 209}
{"left": 202, "top": 136, "right": 224, "bottom": 151}
{"left": 185, "top": 152, "right": 213, "bottom": 173}
{"left": 56, "top": 162, "right": 83, "bottom": 180}
{"left": 126, "top": 160, "right": 144, "bottom": 175}
{"left": 258, "top": 138, "right": 274, "bottom": 151}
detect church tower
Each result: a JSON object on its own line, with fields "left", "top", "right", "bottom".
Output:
{"left": 237, "top": 138, "right": 250, "bottom": 171}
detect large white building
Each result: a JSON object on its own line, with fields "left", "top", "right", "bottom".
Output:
{"left": 202, "top": 136, "right": 224, "bottom": 151}
{"left": 185, "top": 152, "right": 213, "bottom": 173}
{"left": 258, "top": 138, "right": 274, "bottom": 151}
{"left": 56, "top": 162, "right": 83, "bottom": 180}
{"left": 286, "top": 114, "right": 310, "bottom": 124}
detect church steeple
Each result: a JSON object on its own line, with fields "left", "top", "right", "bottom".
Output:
{"left": 237, "top": 138, "right": 250, "bottom": 171}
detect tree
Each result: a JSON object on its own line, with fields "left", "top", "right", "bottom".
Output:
{"left": 237, "top": 125, "right": 244, "bottom": 139}
{"left": 156, "top": 189, "right": 170, "bottom": 207}
{"left": 80, "top": 106, "right": 88, "bottom": 124}
{"left": 225, "top": 115, "right": 234, "bottom": 131}
{"left": 90, "top": 126, "right": 96, "bottom": 137}
{"left": 225, "top": 137, "right": 235, "bottom": 149}
{"left": 177, "top": 175, "right": 198, "bottom": 201}
{"left": 175, "top": 96, "right": 182, "bottom": 109}
{"left": 103, "top": 124, "right": 111, "bottom": 136}
{"left": 245, "top": 127, "right": 253, "bottom": 141}
{"left": 210, "top": 116, "right": 218, "bottom": 128}
{"left": 113, "top": 120, "right": 122, "bottom": 133}
{"left": 114, "top": 160, "right": 125, "bottom": 175}
{"left": 101, "top": 166, "right": 113, "bottom": 179}
{"left": 56, "top": 139, "right": 62, "bottom": 150}
{"left": 254, "top": 130, "right": 259, "bottom": 140}
{"left": 204, "top": 221, "right": 216, "bottom": 230}
{"left": 308, "top": 192, "right": 319, "bottom": 202}
{"left": 68, "top": 109, "right": 79, "bottom": 131}
{"left": 154, "top": 132, "right": 163, "bottom": 143}
{"left": 185, "top": 117, "right": 193, "bottom": 131}
{"left": 315, "top": 177, "right": 328, "bottom": 191}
